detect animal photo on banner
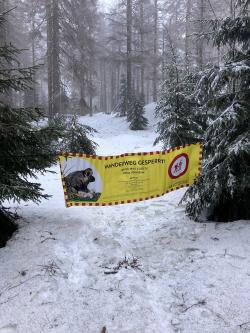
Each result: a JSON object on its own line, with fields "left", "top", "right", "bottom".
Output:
{"left": 61, "top": 157, "right": 102, "bottom": 203}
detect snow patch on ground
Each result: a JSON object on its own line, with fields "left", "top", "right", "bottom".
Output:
{"left": 0, "top": 104, "right": 250, "bottom": 333}
{"left": 79, "top": 104, "right": 159, "bottom": 155}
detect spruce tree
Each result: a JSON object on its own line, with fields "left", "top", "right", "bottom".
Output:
{"left": 128, "top": 95, "right": 148, "bottom": 130}
{"left": 183, "top": 0, "right": 250, "bottom": 221}
{"left": 155, "top": 69, "right": 205, "bottom": 149}
{"left": 0, "top": 13, "right": 61, "bottom": 246}
{"left": 155, "top": 24, "right": 206, "bottom": 149}
{"left": 60, "top": 114, "right": 97, "bottom": 154}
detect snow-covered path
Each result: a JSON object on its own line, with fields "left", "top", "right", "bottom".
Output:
{"left": 1, "top": 106, "right": 250, "bottom": 333}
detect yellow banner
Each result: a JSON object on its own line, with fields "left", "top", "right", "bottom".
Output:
{"left": 59, "top": 142, "right": 202, "bottom": 207}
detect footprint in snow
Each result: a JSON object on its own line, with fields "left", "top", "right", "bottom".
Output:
{"left": 93, "top": 236, "right": 122, "bottom": 249}
{"left": 133, "top": 206, "right": 148, "bottom": 212}
{"left": 0, "top": 324, "right": 17, "bottom": 333}
{"left": 150, "top": 203, "right": 166, "bottom": 207}
{"left": 30, "top": 281, "right": 59, "bottom": 303}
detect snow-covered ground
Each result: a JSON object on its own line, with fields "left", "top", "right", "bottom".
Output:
{"left": 0, "top": 104, "right": 250, "bottom": 333}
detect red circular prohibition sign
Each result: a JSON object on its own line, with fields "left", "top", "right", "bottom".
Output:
{"left": 168, "top": 153, "right": 189, "bottom": 179}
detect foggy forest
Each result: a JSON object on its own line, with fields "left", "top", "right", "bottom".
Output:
{"left": 0, "top": 0, "right": 237, "bottom": 114}
{"left": 0, "top": 0, "right": 249, "bottom": 332}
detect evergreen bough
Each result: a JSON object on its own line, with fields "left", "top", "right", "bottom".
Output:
{"left": 60, "top": 114, "right": 97, "bottom": 154}
{"left": 0, "top": 12, "right": 62, "bottom": 246}
{"left": 128, "top": 96, "right": 148, "bottom": 130}
{"left": 155, "top": 24, "right": 206, "bottom": 149}
{"left": 183, "top": 0, "right": 250, "bottom": 221}
{"left": 155, "top": 69, "right": 205, "bottom": 149}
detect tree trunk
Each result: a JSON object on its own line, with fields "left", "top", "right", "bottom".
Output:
{"left": 0, "top": 0, "right": 13, "bottom": 105}
{"left": 146, "top": 79, "right": 150, "bottom": 104}
{"left": 152, "top": 0, "right": 158, "bottom": 102}
{"left": 161, "top": 28, "right": 165, "bottom": 82}
{"left": 197, "top": 0, "right": 204, "bottom": 70}
{"left": 126, "top": 0, "right": 132, "bottom": 108}
{"left": 0, "top": 0, "right": 7, "bottom": 44}
{"left": 230, "top": 0, "right": 235, "bottom": 18}
{"left": 89, "top": 71, "right": 93, "bottom": 116}
{"left": 46, "top": 0, "right": 61, "bottom": 120}
{"left": 101, "top": 60, "right": 107, "bottom": 113}
{"left": 111, "top": 53, "right": 116, "bottom": 111}
{"left": 140, "top": 0, "right": 145, "bottom": 98}
{"left": 185, "top": 0, "right": 192, "bottom": 71}
{"left": 31, "top": 0, "right": 38, "bottom": 108}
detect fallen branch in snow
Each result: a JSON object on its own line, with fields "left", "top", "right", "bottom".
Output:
{"left": 171, "top": 288, "right": 187, "bottom": 307}
{"left": 0, "top": 294, "right": 18, "bottom": 305}
{"left": 40, "top": 237, "right": 56, "bottom": 244}
{"left": 238, "top": 321, "right": 250, "bottom": 328}
{"left": 104, "top": 255, "right": 143, "bottom": 275}
{"left": 181, "top": 299, "right": 206, "bottom": 313}
{"left": 7, "top": 275, "right": 42, "bottom": 292}
{"left": 171, "top": 289, "right": 207, "bottom": 315}
{"left": 0, "top": 274, "right": 42, "bottom": 298}
{"left": 38, "top": 260, "right": 68, "bottom": 278}
{"left": 205, "top": 307, "right": 229, "bottom": 326}
{"left": 39, "top": 261, "right": 61, "bottom": 277}
{"left": 40, "top": 231, "right": 57, "bottom": 243}
{"left": 82, "top": 286, "right": 101, "bottom": 292}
